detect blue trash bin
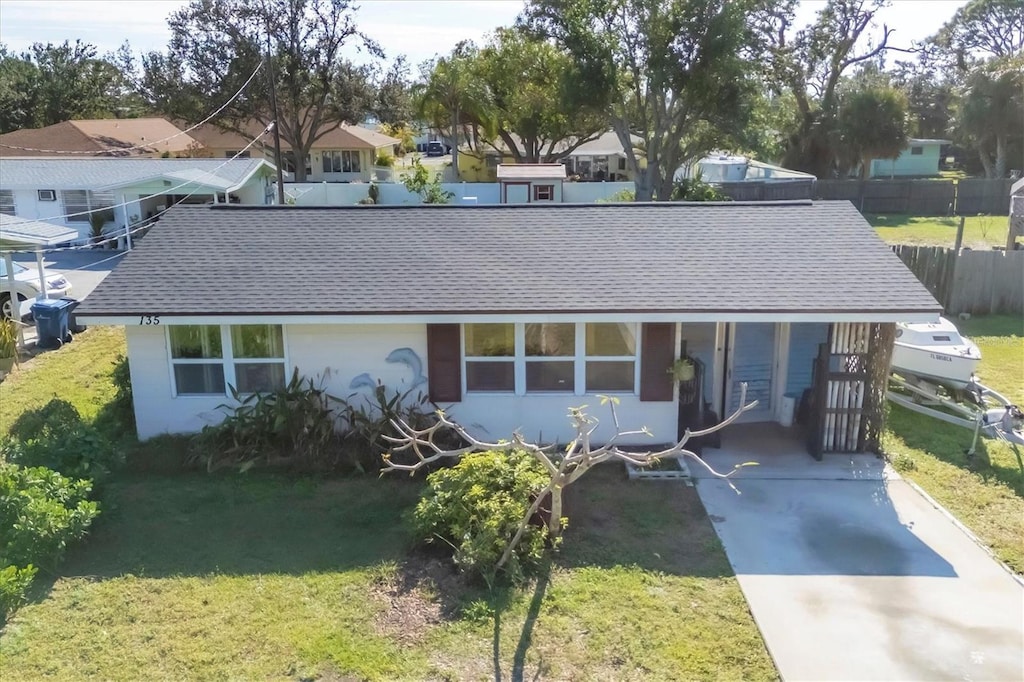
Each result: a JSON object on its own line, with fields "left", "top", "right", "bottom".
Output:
{"left": 31, "top": 298, "right": 75, "bottom": 349}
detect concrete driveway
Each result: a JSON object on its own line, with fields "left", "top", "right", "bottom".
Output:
{"left": 694, "top": 428, "right": 1024, "bottom": 682}
{"left": 11, "top": 249, "right": 122, "bottom": 317}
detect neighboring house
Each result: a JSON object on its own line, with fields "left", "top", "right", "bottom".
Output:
{"left": 459, "top": 131, "right": 644, "bottom": 183}
{"left": 0, "top": 118, "right": 200, "bottom": 158}
{"left": 0, "top": 158, "right": 276, "bottom": 243}
{"left": 76, "top": 201, "right": 940, "bottom": 444}
{"left": 188, "top": 122, "right": 400, "bottom": 183}
{"left": 869, "top": 139, "right": 950, "bottom": 178}
{"left": 496, "top": 164, "right": 566, "bottom": 203}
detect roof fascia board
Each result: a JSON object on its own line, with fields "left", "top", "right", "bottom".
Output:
{"left": 225, "top": 159, "right": 274, "bottom": 193}
{"left": 79, "top": 310, "right": 941, "bottom": 326}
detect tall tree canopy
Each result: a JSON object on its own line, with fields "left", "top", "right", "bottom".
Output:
{"left": 143, "top": 0, "right": 380, "bottom": 181}
{"left": 932, "top": 0, "right": 1024, "bottom": 66}
{"left": 953, "top": 60, "right": 1023, "bottom": 179}
{"left": 766, "top": 0, "right": 911, "bottom": 178}
{"left": 0, "top": 41, "right": 134, "bottom": 134}
{"left": 522, "top": 0, "right": 769, "bottom": 201}
{"left": 837, "top": 84, "right": 909, "bottom": 178}
{"left": 414, "top": 28, "right": 608, "bottom": 173}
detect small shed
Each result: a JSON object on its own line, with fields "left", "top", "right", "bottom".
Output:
{"left": 496, "top": 164, "right": 566, "bottom": 204}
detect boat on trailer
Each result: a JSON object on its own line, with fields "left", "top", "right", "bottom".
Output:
{"left": 891, "top": 317, "right": 981, "bottom": 391}
{"left": 888, "top": 317, "right": 1023, "bottom": 455}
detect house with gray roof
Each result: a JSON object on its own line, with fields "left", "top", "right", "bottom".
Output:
{"left": 77, "top": 201, "right": 940, "bottom": 447}
{"left": 0, "top": 157, "right": 276, "bottom": 244}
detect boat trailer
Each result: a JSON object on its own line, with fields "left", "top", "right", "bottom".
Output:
{"left": 888, "top": 374, "right": 1024, "bottom": 456}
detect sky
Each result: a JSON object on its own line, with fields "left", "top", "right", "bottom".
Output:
{"left": 0, "top": 0, "right": 970, "bottom": 69}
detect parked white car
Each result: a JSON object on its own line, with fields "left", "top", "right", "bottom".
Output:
{"left": 0, "top": 260, "right": 73, "bottom": 319}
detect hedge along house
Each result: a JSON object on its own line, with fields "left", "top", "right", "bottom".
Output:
{"left": 76, "top": 202, "right": 941, "bottom": 452}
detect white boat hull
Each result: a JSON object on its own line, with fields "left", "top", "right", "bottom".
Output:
{"left": 891, "top": 345, "right": 980, "bottom": 389}
{"left": 891, "top": 317, "right": 982, "bottom": 390}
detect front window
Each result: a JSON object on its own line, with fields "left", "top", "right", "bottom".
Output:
{"left": 525, "top": 323, "right": 575, "bottom": 392}
{"left": 322, "top": 150, "right": 362, "bottom": 173}
{"left": 170, "top": 325, "right": 225, "bottom": 395}
{"left": 61, "top": 190, "right": 114, "bottom": 223}
{"left": 464, "top": 323, "right": 515, "bottom": 391}
{"left": 910, "top": 146, "right": 924, "bottom": 155}
{"left": 0, "top": 190, "right": 15, "bottom": 215}
{"left": 585, "top": 323, "right": 636, "bottom": 391}
{"left": 169, "top": 324, "right": 286, "bottom": 396}
{"left": 463, "top": 322, "right": 639, "bottom": 394}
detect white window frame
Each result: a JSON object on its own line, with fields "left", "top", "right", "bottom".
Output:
{"left": 322, "top": 149, "right": 362, "bottom": 173}
{"left": 61, "top": 190, "right": 114, "bottom": 223}
{"left": 166, "top": 324, "right": 289, "bottom": 398}
{"left": 0, "top": 189, "right": 15, "bottom": 215}
{"left": 462, "top": 322, "right": 640, "bottom": 397}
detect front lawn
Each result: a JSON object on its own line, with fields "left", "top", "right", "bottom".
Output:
{"left": 0, "top": 468, "right": 774, "bottom": 680}
{"left": 884, "top": 315, "right": 1024, "bottom": 573}
{"left": 867, "top": 214, "right": 1010, "bottom": 249}
{"left": 0, "top": 326, "right": 775, "bottom": 680}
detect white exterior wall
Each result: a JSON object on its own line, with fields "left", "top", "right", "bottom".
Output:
{"left": 282, "top": 181, "right": 632, "bottom": 206}
{"left": 127, "top": 322, "right": 678, "bottom": 446}
{"left": 9, "top": 188, "right": 128, "bottom": 242}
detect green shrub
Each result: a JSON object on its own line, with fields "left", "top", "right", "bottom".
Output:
{"left": 0, "top": 564, "right": 37, "bottom": 623}
{"left": 0, "top": 318, "right": 17, "bottom": 359}
{"left": 109, "top": 353, "right": 135, "bottom": 430}
{"left": 411, "top": 450, "right": 550, "bottom": 585}
{"left": 0, "top": 463, "right": 99, "bottom": 571}
{"left": 374, "top": 152, "right": 395, "bottom": 167}
{"left": 190, "top": 368, "right": 344, "bottom": 472}
{"left": 339, "top": 383, "right": 443, "bottom": 473}
{"left": 4, "top": 399, "right": 122, "bottom": 481}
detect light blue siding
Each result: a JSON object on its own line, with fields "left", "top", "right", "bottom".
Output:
{"left": 681, "top": 322, "right": 717, "bottom": 399}
{"left": 870, "top": 142, "right": 944, "bottom": 177}
{"left": 786, "top": 323, "right": 830, "bottom": 399}
{"left": 730, "top": 323, "right": 775, "bottom": 421}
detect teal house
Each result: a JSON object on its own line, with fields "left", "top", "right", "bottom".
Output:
{"left": 869, "top": 139, "right": 949, "bottom": 178}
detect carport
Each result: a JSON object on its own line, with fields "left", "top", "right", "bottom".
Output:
{"left": 0, "top": 214, "right": 78, "bottom": 319}
{"left": 694, "top": 424, "right": 1024, "bottom": 681}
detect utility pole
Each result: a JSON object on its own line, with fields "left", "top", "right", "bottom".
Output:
{"left": 265, "top": 25, "right": 286, "bottom": 205}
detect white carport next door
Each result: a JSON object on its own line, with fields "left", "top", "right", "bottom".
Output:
{"left": 724, "top": 322, "right": 786, "bottom": 423}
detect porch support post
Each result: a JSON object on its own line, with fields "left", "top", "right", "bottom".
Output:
{"left": 35, "top": 249, "right": 46, "bottom": 300}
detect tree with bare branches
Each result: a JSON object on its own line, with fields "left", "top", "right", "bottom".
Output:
{"left": 383, "top": 385, "right": 758, "bottom": 575}
{"left": 764, "top": 0, "right": 916, "bottom": 177}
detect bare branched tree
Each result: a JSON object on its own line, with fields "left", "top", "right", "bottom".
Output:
{"left": 383, "top": 384, "right": 758, "bottom": 571}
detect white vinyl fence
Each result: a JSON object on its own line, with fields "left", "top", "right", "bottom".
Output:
{"left": 281, "top": 181, "right": 634, "bottom": 206}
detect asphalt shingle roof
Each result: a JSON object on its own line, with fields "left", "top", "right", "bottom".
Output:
{"left": 77, "top": 201, "right": 941, "bottom": 317}
{"left": 0, "top": 158, "right": 269, "bottom": 191}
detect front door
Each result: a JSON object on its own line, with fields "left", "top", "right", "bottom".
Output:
{"left": 724, "top": 322, "right": 778, "bottom": 422}
{"left": 504, "top": 183, "right": 530, "bottom": 204}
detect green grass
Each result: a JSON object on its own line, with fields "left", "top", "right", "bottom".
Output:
{"left": 884, "top": 314, "right": 1024, "bottom": 573}
{"left": 0, "top": 326, "right": 126, "bottom": 435}
{"left": 0, "top": 325, "right": 775, "bottom": 680}
{"left": 867, "top": 214, "right": 1010, "bottom": 249}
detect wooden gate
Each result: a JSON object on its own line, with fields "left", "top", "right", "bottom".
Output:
{"left": 808, "top": 323, "right": 895, "bottom": 458}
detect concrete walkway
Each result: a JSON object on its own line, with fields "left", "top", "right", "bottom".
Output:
{"left": 694, "top": 426, "right": 1024, "bottom": 682}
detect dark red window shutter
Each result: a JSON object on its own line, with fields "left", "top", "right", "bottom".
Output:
{"left": 640, "top": 322, "right": 675, "bottom": 402}
{"left": 427, "top": 324, "right": 462, "bottom": 403}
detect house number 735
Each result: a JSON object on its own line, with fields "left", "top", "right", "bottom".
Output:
{"left": 139, "top": 315, "right": 161, "bottom": 325}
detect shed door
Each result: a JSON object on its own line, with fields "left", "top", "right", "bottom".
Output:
{"left": 725, "top": 322, "right": 777, "bottom": 422}
{"left": 504, "top": 183, "right": 530, "bottom": 204}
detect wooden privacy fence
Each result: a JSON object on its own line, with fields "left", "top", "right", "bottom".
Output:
{"left": 892, "top": 244, "right": 1024, "bottom": 315}
{"left": 814, "top": 178, "right": 1013, "bottom": 216}
{"left": 717, "top": 180, "right": 815, "bottom": 201}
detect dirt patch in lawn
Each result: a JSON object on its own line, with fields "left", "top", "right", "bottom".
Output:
{"left": 372, "top": 551, "right": 468, "bottom": 644}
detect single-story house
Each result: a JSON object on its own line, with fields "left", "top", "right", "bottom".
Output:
{"left": 869, "top": 139, "right": 950, "bottom": 178}
{"left": 0, "top": 118, "right": 201, "bottom": 158}
{"left": 187, "top": 122, "right": 400, "bottom": 183}
{"left": 0, "top": 157, "right": 276, "bottom": 243}
{"left": 77, "top": 201, "right": 940, "bottom": 449}
{"left": 459, "top": 131, "right": 644, "bottom": 183}
{"left": 496, "top": 164, "right": 567, "bottom": 203}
